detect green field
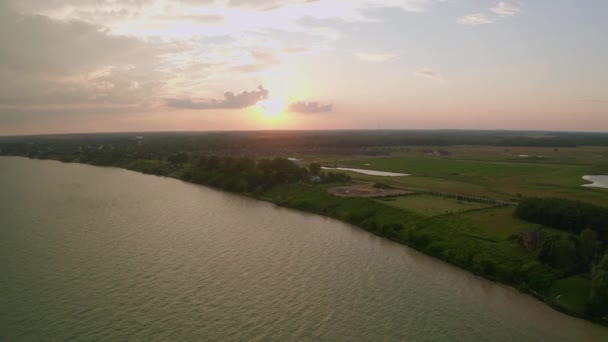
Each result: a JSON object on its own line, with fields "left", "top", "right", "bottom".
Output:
{"left": 378, "top": 195, "right": 492, "bottom": 217}
{"left": 457, "top": 206, "right": 537, "bottom": 239}
{"left": 323, "top": 152, "right": 608, "bottom": 207}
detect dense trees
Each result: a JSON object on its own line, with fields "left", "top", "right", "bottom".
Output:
{"left": 535, "top": 229, "right": 604, "bottom": 277}
{"left": 191, "top": 156, "right": 309, "bottom": 192}
{"left": 589, "top": 255, "right": 608, "bottom": 317}
{"left": 539, "top": 235, "right": 580, "bottom": 275}
{"left": 320, "top": 172, "right": 351, "bottom": 184}
{"left": 2, "top": 131, "right": 608, "bottom": 159}
{"left": 579, "top": 229, "right": 601, "bottom": 270}
{"left": 515, "top": 198, "right": 608, "bottom": 237}
{"left": 308, "top": 162, "right": 321, "bottom": 175}
{"left": 168, "top": 152, "right": 188, "bottom": 165}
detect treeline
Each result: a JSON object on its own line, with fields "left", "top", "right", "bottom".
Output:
{"left": 515, "top": 198, "right": 608, "bottom": 237}
{"left": 515, "top": 197, "right": 608, "bottom": 317}
{"left": 132, "top": 155, "right": 351, "bottom": 194}
{"left": 2, "top": 130, "right": 608, "bottom": 156}
{"left": 542, "top": 233, "right": 608, "bottom": 318}
{"left": 589, "top": 255, "right": 608, "bottom": 317}
{"left": 422, "top": 190, "right": 510, "bottom": 206}
{"left": 538, "top": 229, "right": 602, "bottom": 275}
{"left": 188, "top": 156, "right": 309, "bottom": 192}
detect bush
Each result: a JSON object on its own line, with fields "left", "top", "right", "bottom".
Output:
{"left": 373, "top": 183, "right": 395, "bottom": 189}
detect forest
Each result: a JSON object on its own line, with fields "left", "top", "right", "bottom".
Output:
{"left": 515, "top": 198, "right": 608, "bottom": 236}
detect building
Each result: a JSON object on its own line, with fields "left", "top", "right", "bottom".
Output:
{"left": 519, "top": 228, "right": 546, "bottom": 252}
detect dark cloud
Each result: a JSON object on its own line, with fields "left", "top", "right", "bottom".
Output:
{"left": 415, "top": 68, "right": 437, "bottom": 78}
{"left": 0, "top": 5, "right": 169, "bottom": 108}
{"left": 166, "top": 86, "right": 269, "bottom": 110}
{"left": 414, "top": 68, "right": 443, "bottom": 82}
{"left": 288, "top": 101, "right": 333, "bottom": 113}
{"left": 0, "top": 9, "right": 158, "bottom": 74}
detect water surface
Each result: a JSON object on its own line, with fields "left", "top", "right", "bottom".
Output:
{"left": 582, "top": 175, "right": 608, "bottom": 189}
{"left": 322, "top": 166, "right": 409, "bottom": 177}
{"left": 1, "top": 157, "right": 607, "bottom": 341}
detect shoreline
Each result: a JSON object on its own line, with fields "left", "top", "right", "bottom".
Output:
{"left": 4, "top": 155, "right": 608, "bottom": 327}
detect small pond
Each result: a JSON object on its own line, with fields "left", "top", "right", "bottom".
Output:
{"left": 322, "top": 167, "right": 409, "bottom": 177}
{"left": 582, "top": 175, "right": 608, "bottom": 189}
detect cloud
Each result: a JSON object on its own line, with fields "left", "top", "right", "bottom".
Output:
{"left": 0, "top": 6, "right": 169, "bottom": 108}
{"left": 288, "top": 101, "right": 333, "bottom": 113}
{"left": 150, "top": 14, "right": 224, "bottom": 24}
{"left": 227, "top": 0, "right": 310, "bottom": 11}
{"left": 284, "top": 47, "right": 309, "bottom": 53}
{"left": 6, "top": 0, "right": 441, "bottom": 36}
{"left": 355, "top": 53, "right": 397, "bottom": 62}
{"left": 232, "top": 50, "right": 280, "bottom": 73}
{"left": 414, "top": 68, "right": 444, "bottom": 82}
{"left": 457, "top": 2, "right": 519, "bottom": 26}
{"left": 0, "top": 0, "right": 443, "bottom": 133}
{"left": 578, "top": 99, "right": 608, "bottom": 103}
{"left": 491, "top": 2, "right": 520, "bottom": 17}
{"left": 166, "top": 86, "right": 269, "bottom": 110}
{"left": 457, "top": 13, "right": 493, "bottom": 25}
{"left": 0, "top": 10, "right": 159, "bottom": 74}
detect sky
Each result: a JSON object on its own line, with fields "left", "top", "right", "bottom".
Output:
{"left": 0, "top": 0, "right": 606, "bottom": 135}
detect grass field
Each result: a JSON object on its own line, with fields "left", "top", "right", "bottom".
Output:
{"left": 328, "top": 153, "right": 608, "bottom": 207}
{"left": 348, "top": 145, "right": 608, "bottom": 165}
{"left": 548, "top": 275, "right": 592, "bottom": 315}
{"left": 378, "top": 195, "right": 492, "bottom": 217}
{"left": 457, "top": 206, "right": 536, "bottom": 239}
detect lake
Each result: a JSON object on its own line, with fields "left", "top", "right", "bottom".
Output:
{"left": 1, "top": 157, "right": 607, "bottom": 341}
{"left": 322, "top": 167, "right": 409, "bottom": 177}
{"left": 583, "top": 175, "right": 608, "bottom": 189}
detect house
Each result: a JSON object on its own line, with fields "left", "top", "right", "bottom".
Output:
{"left": 519, "top": 228, "right": 546, "bottom": 251}
{"left": 309, "top": 175, "right": 321, "bottom": 184}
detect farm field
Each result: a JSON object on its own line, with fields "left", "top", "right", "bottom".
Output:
{"left": 368, "top": 145, "right": 608, "bottom": 165}
{"left": 458, "top": 206, "right": 538, "bottom": 240}
{"left": 317, "top": 150, "right": 608, "bottom": 207}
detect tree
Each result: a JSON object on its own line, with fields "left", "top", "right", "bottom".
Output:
{"left": 308, "top": 162, "right": 321, "bottom": 175}
{"left": 539, "top": 235, "right": 580, "bottom": 275}
{"left": 589, "top": 254, "right": 608, "bottom": 317}
{"left": 579, "top": 228, "right": 600, "bottom": 270}
{"left": 168, "top": 152, "right": 188, "bottom": 165}
{"left": 514, "top": 198, "right": 608, "bottom": 235}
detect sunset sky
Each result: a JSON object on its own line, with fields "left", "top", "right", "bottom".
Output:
{"left": 0, "top": 0, "right": 606, "bottom": 135}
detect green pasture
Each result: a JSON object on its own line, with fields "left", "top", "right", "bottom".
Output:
{"left": 332, "top": 156, "right": 608, "bottom": 207}
{"left": 458, "top": 206, "right": 534, "bottom": 240}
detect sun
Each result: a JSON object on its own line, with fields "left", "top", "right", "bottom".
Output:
{"left": 257, "top": 97, "right": 288, "bottom": 119}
